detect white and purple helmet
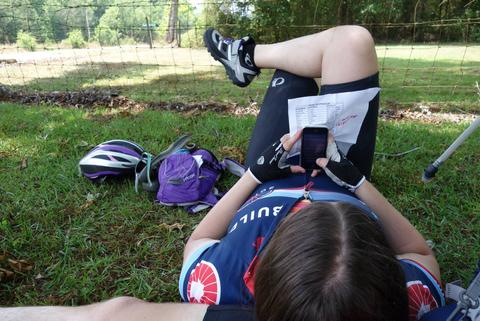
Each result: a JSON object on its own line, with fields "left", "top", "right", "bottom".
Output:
{"left": 79, "top": 140, "right": 145, "bottom": 181}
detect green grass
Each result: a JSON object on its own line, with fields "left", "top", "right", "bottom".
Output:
{"left": 0, "top": 103, "right": 479, "bottom": 306}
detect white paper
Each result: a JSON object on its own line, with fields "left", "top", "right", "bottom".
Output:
{"left": 288, "top": 87, "right": 380, "bottom": 156}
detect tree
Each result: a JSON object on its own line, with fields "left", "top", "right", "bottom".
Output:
{"left": 43, "top": 0, "right": 95, "bottom": 42}
{"left": 165, "top": 0, "right": 179, "bottom": 44}
{"left": 0, "top": 0, "right": 50, "bottom": 43}
{"left": 94, "top": 0, "right": 165, "bottom": 46}
{"left": 1, "top": 0, "right": 479, "bottom": 46}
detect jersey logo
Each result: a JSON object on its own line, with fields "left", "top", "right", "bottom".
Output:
{"left": 187, "top": 260, "right": 221, "bottom": 304}
{"left": 406, "top": 281, "right": 438, "bottom": 320}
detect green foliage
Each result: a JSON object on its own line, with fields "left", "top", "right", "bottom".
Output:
{"left": 180, "top": 28, "right": 203, "bottom": 48}
{"left": 43, "top": 37, "right": 56, "bottom": 47}
{"left": 93, "top": 1, "right": 165, "bottom": 46}
{"left": 95, "top": 26, "right": 120, "bottom": 46}
{"left": 251, "top": 0, "right": 294, "bottom": 42}
{"left": 465, "top": 8, "right": 480, "bottom": 42}
{"left": 1, "top": 0, "right": 480, "bottom": 46}
{"left": 67, "top": 29, "right": 86, "bottom": 48}
{"left": 0, "top": 0, "right": 50, "bottom": 43}
{"left": 119, "top": 36, "right": 137, "bottom": 45}
{"left": 203, "top": 0, "right": 480, "bottom": 43}
{"left": 94, "top": 6, "right": 120, "bottom": 45}
{"left": 16, "top": 31, "right": 38, "bottom": 51}
{"left": 42, "top": 0, "right": 95, "bottom": 42}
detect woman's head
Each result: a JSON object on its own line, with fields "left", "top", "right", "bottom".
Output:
{"left": 254, "top": 202, "right": 408, "bottom": 321}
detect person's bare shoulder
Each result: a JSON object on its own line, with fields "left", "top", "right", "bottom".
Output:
{"left": 396, "top": 253, "right": 441, "bottom": 282}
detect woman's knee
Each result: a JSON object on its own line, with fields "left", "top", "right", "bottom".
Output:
{"left": 320, "top": 25, "right": 378, "bottom": 83}
{"left": 336, "top": 25, "right": 375, "bottom": 53}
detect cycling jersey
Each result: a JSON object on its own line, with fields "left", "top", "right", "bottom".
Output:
{"left": 180, "top": 174, "right": 445, "bottom": 320}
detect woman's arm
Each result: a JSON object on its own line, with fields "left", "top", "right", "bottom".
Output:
{"left": 0, "top": 297, "right": 208, "bottom": 321}
{"left": 316, "top": 139, "right": 441, "bottom": 280}
{"left": 354, "top": 181, "right": 440, "bottom": 280}
{"left": 184, "top": 172, "right": 259, "bottom": 260}
{"left": 355, "top": 181, "right": 432, "bottom": 256}
{"left": 184, "top": 131, "right": 305, "bottom": 262}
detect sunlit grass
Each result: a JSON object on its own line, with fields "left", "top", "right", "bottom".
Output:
{"left": 376, "top": 44, "right": 480, "bottom": 61}
{"left": 1, "top": 45, "right": 479, "bottom": 111}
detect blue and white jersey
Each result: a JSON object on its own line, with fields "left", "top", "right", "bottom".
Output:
{"left": 179, "top": 173, "right": 444, "bottom": 320}
{"left": 401, "top": 259, "right": 445, "bottom": 320}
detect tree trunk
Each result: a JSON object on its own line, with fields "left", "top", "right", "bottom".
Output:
{"left": 146, "top": 16, "right": 153, "bottom": 49}
{"left": 337, "top": 0, "right": 345, "bottom": 25}
{"left": 165, "top": 0, "right": 179, "bottom": 45}
{"left": 337, "top": 0, "right": 351, "bottom": 25}
{"left": 401, "top": 0, "right": 416, "bottom": 41}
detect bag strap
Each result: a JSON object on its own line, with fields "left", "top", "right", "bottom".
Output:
{"left": 135, "top": 134, "right": 192, "bottom": 192}
{"left": 186, "top": 189, "right": 221, "bottom": 214}
{"left": 220, "top": 158, "right": 246, "bottom": 177}
{"left": 441, "top": 260, "right": 480, "bottom": 321}
{"left": 134, "top": 152, "right": 154, "bottom": 193}
{"left": 446, "top": 281, "right": 466, "bottom": 302}
{"left": 193, "top": 147, "right": 245, "bottom": 177}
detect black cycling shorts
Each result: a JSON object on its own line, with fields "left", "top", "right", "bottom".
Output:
{"left": 245, "top": 70, "right": 380, "bottom": 179}
{"left": 203, "top": 305, "right": 257, "bottom": 321}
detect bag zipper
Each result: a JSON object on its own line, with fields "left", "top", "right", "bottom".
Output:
{"left": 303, "top": 181, "right": 314, "bottom": 200}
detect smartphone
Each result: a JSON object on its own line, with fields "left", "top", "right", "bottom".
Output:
{"left": 300, "top": 127, "right": 329, "bottom": 170}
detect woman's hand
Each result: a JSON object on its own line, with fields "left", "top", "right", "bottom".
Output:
{"left": 248, "top": 130, "right": 306, "bottom": 184}
{"left": 313, "top": 134, "right": 365, "bottom": 193}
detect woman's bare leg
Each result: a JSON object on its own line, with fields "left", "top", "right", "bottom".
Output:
{"left": 254, "top": 25, "right": 378, "bottom": 84}
{"left": 247, "top": 26, "right": 380, "bottom": 177}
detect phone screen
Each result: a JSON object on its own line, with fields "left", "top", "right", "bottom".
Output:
{"left": 301, "top": 127, "right": 328, "bottom": 169}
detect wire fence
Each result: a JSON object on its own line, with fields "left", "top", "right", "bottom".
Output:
{"left": 0, "top": 1, "right": 479, "bottom": 110}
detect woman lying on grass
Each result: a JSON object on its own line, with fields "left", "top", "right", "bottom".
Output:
{"left": 1, "top": 25, "right": 444, "bottom": 321}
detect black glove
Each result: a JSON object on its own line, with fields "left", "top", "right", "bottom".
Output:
{"left": 248, "top": 140, "right": 291, "bottom": 183}
{"left": 322, "top": 141, "right": 365, "bottom": 193}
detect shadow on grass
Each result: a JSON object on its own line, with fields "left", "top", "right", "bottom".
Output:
{"left": 0, "top": 103, "right": 479, "bottom": 305}
{"left": 0, "top": 103, "right": 253, "bottom": 305}
{"left": 3, "top": 57, "right": 479, "bottom": 111}
{"left": 7, "top": 61, "right": 272, "bottom": 106}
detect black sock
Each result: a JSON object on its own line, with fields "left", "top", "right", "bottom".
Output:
{"left": 242, "top": 39, "right": 258, "bottom": 70}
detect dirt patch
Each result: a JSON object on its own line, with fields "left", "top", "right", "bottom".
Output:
{"left": 0, "top": 86, "right": 141, "bottom": 109}
{"left": 220, "top": 146, "right": 247, "bottom": 164}
{"left": 380, "top": 102, "right": 477, "bottom": 124}
{"left": 1, "top": 86, "right": 477, "bottom": 123}
{"left": 0, "top": 85, "right": 259, "bottom": 115}
{"left": 0, "top": 59, "right": 17, "bottom": 64}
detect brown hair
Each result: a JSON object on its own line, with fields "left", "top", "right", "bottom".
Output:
{"left": 254, "top": 202, "right": 408, "bottom": 321}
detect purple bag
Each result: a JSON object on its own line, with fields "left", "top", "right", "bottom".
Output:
{"left": 157, "top": 149, "right": 245, "bottom": 213}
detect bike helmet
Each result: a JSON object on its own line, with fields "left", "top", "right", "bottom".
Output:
{"left": 79, "top": 139, "right": 145, "bottom": 181}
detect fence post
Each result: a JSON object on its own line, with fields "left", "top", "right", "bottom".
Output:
{"left": 145, "top": 16, "right": 153, "bottom": 49}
